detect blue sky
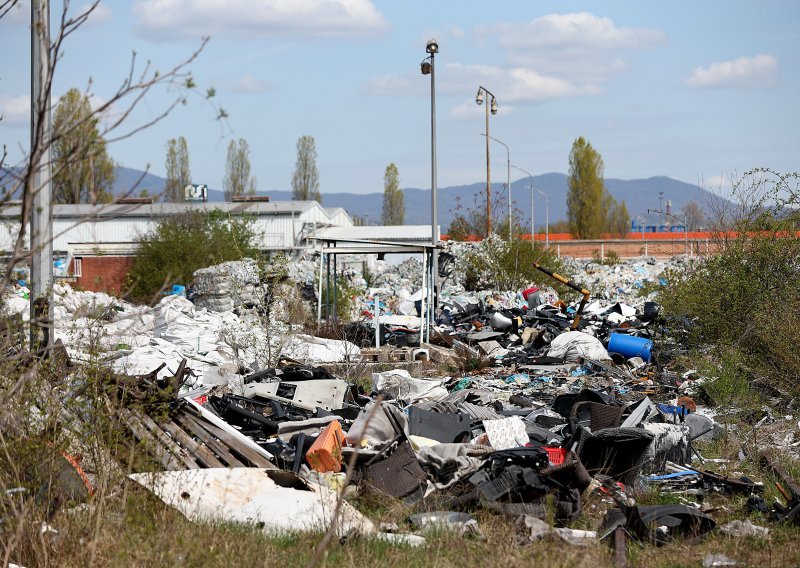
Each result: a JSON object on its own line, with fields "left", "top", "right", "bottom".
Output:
{"left": 1, "top": 0, "right": 798, "bottom": 198}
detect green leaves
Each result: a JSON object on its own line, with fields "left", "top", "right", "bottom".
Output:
{"left": 125, "top": 210, "right": 258, "bottom": 303}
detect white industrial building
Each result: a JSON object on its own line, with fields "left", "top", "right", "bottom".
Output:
{"left": 0, "top": 200, "right": 353, "bottom": 293}
{"left": 0, "top": 200, "right": 352, "bottom": 254}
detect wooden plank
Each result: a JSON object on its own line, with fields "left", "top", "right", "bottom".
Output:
{"left": 134, "top": 410, "right": 199, "bottom": 470}
{"left": 116, "top": 408, "right": 181, "bottom": 471}
{"left": 175, "top": 413, "right": 246, "bottom": 467}
{"left": 161, "top": 420, "right": 225, "bottom": 468}
{"left": 177, "top": 409, "right": 275, "bottom": 469}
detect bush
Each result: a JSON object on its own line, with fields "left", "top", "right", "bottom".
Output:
{"left": 125, "top": 210, "right": 258, "bottom": 303}
{"left": 659, "top": 169, "right": 800, "bottom": 396}
{"left": 460, "top": 235, "right": 568, "bottom": 293}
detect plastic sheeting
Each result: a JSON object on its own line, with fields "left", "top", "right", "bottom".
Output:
{"left": 372, "top": 369, "right": 448, "bottom": 403}
{"left": 546, "top": 331, "right": 611, "bottom": 362}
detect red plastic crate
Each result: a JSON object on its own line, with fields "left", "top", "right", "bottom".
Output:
{"left": 542, "top": 446, "right": 566, "bottom": 465}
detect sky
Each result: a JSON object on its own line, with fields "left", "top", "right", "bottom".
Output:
{"left": 1, "top": 0, "right": 798, "bottom": 199}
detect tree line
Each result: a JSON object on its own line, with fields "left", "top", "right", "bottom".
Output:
{"left": 50, "top": 89, "right": 692, "bottom": 237}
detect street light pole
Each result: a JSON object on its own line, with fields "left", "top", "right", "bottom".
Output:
{"left": 536, "top": 189, "right": 549, "bottom": 248}
{"left": 476, "top": 86, "right": 497, "bottom": 238}
{"left": 482, "top": 134, "right": 510, "bottom": 239}
{"left": 511, "top": 164, "right": 533, "bottom": 247}
{"left": 421, "top": 38, "right": 439, "bottom": 324}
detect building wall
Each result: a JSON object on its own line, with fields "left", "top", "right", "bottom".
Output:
{"left": 70, "top": 256, "right": 133, "bottom": 295}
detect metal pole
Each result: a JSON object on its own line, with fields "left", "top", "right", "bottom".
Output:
{"left": 530, "top": 181, "right": 534, "bottom": 248}
{"left": 536, "top": 189, "right": 549, "bottom": 248}
{"left": 374, "top": 293, "right": 380, "bottom": 348}
{"left": 506, "top": 149, "right": 510, "bottom": 240}
{"left": 31, "top": 0, "right": 54, "bottom": 353}
{"left": 420, "top": 248, "right": 427, "bottom": 344}
{"left": 333, "top": 253, "right": 338, "bottom": 322}
{"left": 325, "top": 247, "right": 330, "bottom": 320}
{"left": 484, "top": 135, "right": 510, "bottom": 239}
{"left": 317, "top": 252, "right": 324, "bottom": 324}
{"left": 429, "top": 46, "right": 439, "bottom": 311}
{"left": 485, "top": 100, "right": 491, "bottom": 237}
{"left": 511, "top": 165, "right": 533, "bottom": 247}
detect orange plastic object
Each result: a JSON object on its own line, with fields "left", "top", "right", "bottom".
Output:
{"left": 306, "top": 420, "right": 345, "bottom": 473}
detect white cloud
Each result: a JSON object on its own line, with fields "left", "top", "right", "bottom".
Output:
{"left": 444, "top": 63, "right": 599, "bottom": 106}
{"left": 0, "top": 95, "right": 30, "bottom": 126}
{"left": 476, "top": 13, "right": 666, "bottom": 84}
{"left": 363, "top": 63, "right": 599, "bottom": 109}
{"left": 685, "top": 55, "right": 778, "bottom": 89}
{"left": 133, "top": 0, "right": 390, "bottom": 41}
{"left": 233, "top": 74, "right": 273, "bottom": 93}
{"left": 484, "top": 12, "right": 665, "bottom": 50}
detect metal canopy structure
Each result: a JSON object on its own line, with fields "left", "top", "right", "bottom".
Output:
{"left": 309, "top": 228, "right": 439, "bottom": 345}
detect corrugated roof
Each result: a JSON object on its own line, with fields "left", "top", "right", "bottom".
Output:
{"left": 312, "top": 225, "right": 437, "bottom": 243}
{"left": 0, "top": 201, "right": 320, "bottom": 219}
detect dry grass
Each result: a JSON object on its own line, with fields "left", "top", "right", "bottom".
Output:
{"left": 4, "top": 458, "right": 799, "bottom": 568}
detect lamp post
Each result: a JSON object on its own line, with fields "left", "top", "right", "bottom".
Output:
{"left": 475, "top": 86, "right": 497, "bottom": 237}
{"left": 421, "top": 38, "right": 439, "bottom": 316}
{"left": 482, "top": 134, "right": 510, "bottom": 239}
{"left": 536, "top": 189, "right": 549, "bottom": 248}
{"left": 649, "top": 208, "right": 688, "bottom": 256}
{"left": 511, "top": 164, "right": 534, "bottom": 246}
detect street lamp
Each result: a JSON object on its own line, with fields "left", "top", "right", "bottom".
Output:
{"left": 482, "top": 134, "right": 510, "bottom": 239}
{"left": 536, "top": 189, "right": 549, "bottom": 248}
{"left": 421, "top": 39, "right": 439, "bottom": 312}
{"left": 511, "top": 164, "right": 534, "bottom": 246}
{"left": 649, "top": 208, "right": 688, "bottom": 256}
{"left": 476, "top": 85, "right": 497, "bottom": 237}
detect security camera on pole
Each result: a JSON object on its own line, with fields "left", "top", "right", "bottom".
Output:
{"left": 421, "top": 38, "right": 439, "bottom": 326}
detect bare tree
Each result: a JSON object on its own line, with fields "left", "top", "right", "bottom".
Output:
{"left": 0, "top": 0, "right": 226, "bottom": 331}
{"left": 681, "top": 200, "right": 704, "bottom": 231}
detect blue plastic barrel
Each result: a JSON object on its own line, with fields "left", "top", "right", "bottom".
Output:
{"left": 607, "top": 333, "right": 653, "bottom": 362}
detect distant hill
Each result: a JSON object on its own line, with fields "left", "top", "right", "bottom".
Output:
{"left": 2, "top": 165, "right": 721, "bottom": 229}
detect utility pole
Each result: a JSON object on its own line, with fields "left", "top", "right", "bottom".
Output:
{"left": 30, "top": 0, "right": 54, "bottom": 354}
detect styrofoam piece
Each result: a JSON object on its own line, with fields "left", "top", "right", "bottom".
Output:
{"left": 483, "top": 416, "right": 529, "bottom": 450}
{"left": 129, "top": 468, "right": 373, "bottom": 536}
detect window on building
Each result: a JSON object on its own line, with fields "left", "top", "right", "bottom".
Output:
{"left": 73, "top": 257, "right": 82, "bottom": 277}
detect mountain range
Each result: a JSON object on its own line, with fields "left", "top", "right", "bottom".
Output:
{"left": 113, "top": 166, "right": 718, "bottom": 228}
{"left": 0, "top": 165, "right": 718, "bottom": 229}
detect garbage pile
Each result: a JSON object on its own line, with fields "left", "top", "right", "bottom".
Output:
{"left": 3, "top": 254, "right": 798, "bottom": 555}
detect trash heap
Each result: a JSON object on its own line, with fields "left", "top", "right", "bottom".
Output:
{"left": 5, "top": 254, "right": 797, "bottom": 555}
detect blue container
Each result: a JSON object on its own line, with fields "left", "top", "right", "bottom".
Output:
{"left": 608, "top": 333, "right": 653, "bottom": 362}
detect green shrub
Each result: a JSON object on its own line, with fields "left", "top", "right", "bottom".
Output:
{"left": 461, "top": 235, "right": 568, "bottom": 293}
{"left": 591, "top": 249, "right": 621, "bottom": 265}
{"left": 125, "top": 210, "right": 258, "bottom": 303}
{"left": 659, "top": 169, "right": 800, "bottom": 396}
